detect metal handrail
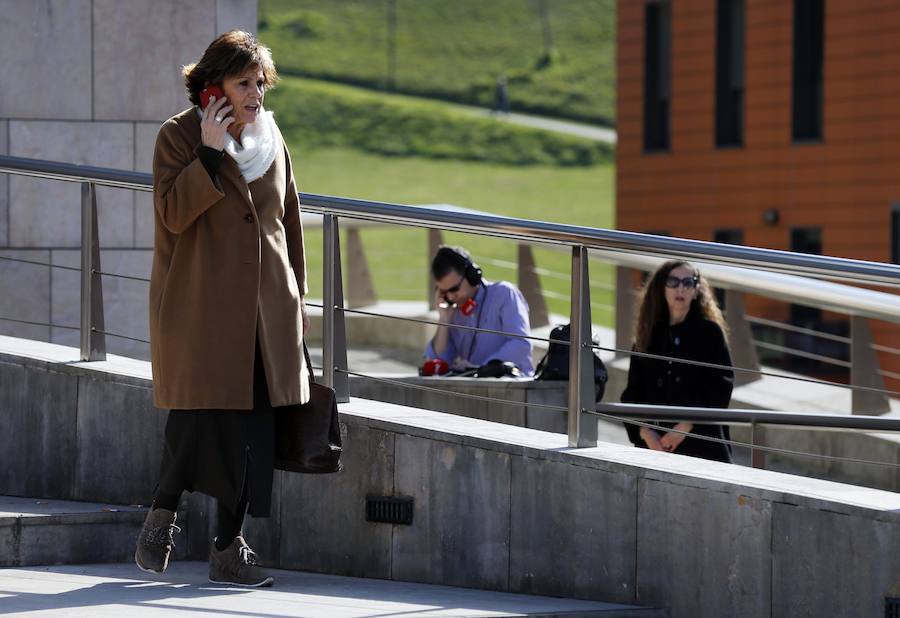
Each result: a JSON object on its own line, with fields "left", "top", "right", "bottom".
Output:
{"left": 297, "top": 193, "right": 900, "bottom": 287}
{"left": 4, "top": 154, "right": 900, "bottom": 286}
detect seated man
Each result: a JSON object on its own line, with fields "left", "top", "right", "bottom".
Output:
{"left": 424, "top": 245, "right": 534, "bottom": 377}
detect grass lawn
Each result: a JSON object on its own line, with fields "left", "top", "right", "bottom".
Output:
{"left": 293, "top": 147, "right": 616, "bottom": 325}
{"left": 260, "top": 0, "right": 615, "bottom": 126}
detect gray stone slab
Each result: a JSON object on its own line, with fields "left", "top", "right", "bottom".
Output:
{"left": 242, "top": 469, "right": 283, "bottom": 567}
{"left": 0, "top": 360, "right": 78, "bottom": 498}
{"left": 0, "top": 2, "right": 92, "bottom": 119}
{"left": 93, "top": 1, "right": 214, "bottom": 122}
{"left": 73, "top": 374, "right": 162, "bottom": 505}
{"left": 509, "top": 456, "right": 637, "bottom": 603}
{"left": 0, "top": 496, "right": 147, "bottom": 567}
{"left": 134, "top": 123, "right": 160, "bottom": 248}
{"left": 279, "top": 423, "right": 394, "bottom": 578}
{"left": 1, "top": 120, "right": 8, "bottom": 247}
{"left": 0, "top": 250, "right": 51, "bottom": 342}
{"left": 183, "top": 491, "right": 216, "bottom": 561}
{"left": 391, "top": 433, "right": 511, "bottom": 590}
{"left": 9, "top": 121, "right": 134, "bottom": 248}
{"left": 50, "top": 250, "right": 152, "bottom": 360}
{"left": 772, "top": 502, "right": 900, "bottom": 618}
{"left": 635, "top": 478, "right": 772, "bottom": 618}
{"left": 0, "top": 561, "right": 664, "bottom": 617}
{"left": 525, "top": 385, "right": 568, "bottom": 433}
{"left": 216, "top": 0, "right": 259, "bottom": 34}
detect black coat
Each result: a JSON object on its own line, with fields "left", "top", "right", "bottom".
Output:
{"left": 621, "top": 312, "right": 734, "bottom": 462}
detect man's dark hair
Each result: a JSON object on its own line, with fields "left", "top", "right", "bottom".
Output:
{"left": 432, "top": 245, "right": 474, "bottom": 281}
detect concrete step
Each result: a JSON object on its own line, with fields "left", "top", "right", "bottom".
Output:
{"left": 0, "top": 561, "right": 668, "bottom": 617}
{"left": 0, "top": 495, "right": 147, "bottom": 567}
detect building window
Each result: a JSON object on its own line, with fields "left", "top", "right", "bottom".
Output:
{"left": 644, "top": 1, "right": 671, "bottom": 152}
{"left": 792, "top": 0, "right": 824, "bottom": 141}
{"left": 713, "top": 228, "right": 743, "bottom": 307}
{"left": 716, "top": 0, "right": 744, "bottom": 147}
{"left": 891, "top": 204, "right": 900, "bottom": 263}
{"left": 790, "top": 227, "right": 822, "bottom": 326}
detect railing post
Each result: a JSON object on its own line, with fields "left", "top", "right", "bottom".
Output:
{"left": 850, "top": 315, "right": 889, "bottom": 415}
{"left": 724, "top": 289, "right": 761, "bottom": 385}
{"left": 80, "top": 182, "right": 106, "bottom": 362}
{"left": 749, "top": 421, "right": 765, "bottom": 469}
{"left": 323, "top": 215, "right": 350, "bottom": 402}
{"left": 614, "top": 266, "right": 634, "bottom": 359}
{"left": 517, "top": 243, "right": 549, "bottom": 328}
{"left": 426, "top": 229, "right": 444, "bottom": 310}
{"left": 345, "top": 227, "right": 377, "bottom": 308}
{"left": 568, "top": 245, "right": 598, "bottom": 448}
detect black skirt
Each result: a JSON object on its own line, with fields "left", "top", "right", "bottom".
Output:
{"left": 156, "top": 341, "right": 275, "bottom": 517}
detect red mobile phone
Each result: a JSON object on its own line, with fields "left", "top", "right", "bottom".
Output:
{"left": 199, "top": 85, "right": 225, "bottom": 110}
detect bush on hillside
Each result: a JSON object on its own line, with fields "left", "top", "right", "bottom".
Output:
{"left": 267, "top": 78, "right": 611, "bottom": 167}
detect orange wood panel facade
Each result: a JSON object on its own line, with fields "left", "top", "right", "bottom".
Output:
{"left": 616, "top": 0, "right": 900, "bottom": 390}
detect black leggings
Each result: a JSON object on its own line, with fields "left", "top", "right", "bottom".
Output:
{"left": 153, "top": 492, "right": 247, "bottom": 551}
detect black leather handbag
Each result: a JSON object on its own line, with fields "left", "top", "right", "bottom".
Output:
{"left": 274, "top": 345, "right": 343, "bottom": 474}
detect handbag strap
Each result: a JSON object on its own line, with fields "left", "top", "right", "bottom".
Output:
{"left": 302, "top": 342, "right": 317, "bottom": 384}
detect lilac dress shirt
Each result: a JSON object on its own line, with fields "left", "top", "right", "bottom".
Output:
{"left": 424, "top": 280, "right": 534, "bottom": 376}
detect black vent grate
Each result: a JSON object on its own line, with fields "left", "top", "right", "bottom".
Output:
{"left": 887, "top": 597, "right": 900, "bottom": 618}
{"left": 366, "top": 495, "right": 414, "bottom": 525}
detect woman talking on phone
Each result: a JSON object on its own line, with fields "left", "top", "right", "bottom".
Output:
{"left": 621, "top": 261, "right": 734, "bottom": 463}
{"left": 135, "top": 31, "right": 311, "bottom": 587}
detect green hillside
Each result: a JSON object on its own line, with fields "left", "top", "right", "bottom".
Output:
{"left": 266, "top": 76, "right": 611, "bottom": 166}
{"left": 259, "top": 0, "right": 616, "bottom": 126}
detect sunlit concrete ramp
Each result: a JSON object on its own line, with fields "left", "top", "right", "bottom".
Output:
{"left": 0, "top": 563, "right": 658, "bottom": 618}
{"left": 1, "top": 335, "right": 898, "bottom": 618}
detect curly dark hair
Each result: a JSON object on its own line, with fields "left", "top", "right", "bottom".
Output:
{"left": 182, "top": 30, "right": 278, "bottom": 106}
{"left": 633, "top": 260, "right": 729, "bottom": 353}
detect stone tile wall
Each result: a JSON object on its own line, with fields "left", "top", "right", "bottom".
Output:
{"left": 0, "top": 0, "right": 258, "bottom": 359}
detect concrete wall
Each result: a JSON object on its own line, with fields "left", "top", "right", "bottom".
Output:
{"left": 0, "top": 0, "right": 258, "bottom": 360}
{"left": 1, "top": 336, "right": 899, "bottom": 618}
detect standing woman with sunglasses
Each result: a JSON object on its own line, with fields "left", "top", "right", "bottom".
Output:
{"left": 621, "top": 261, "right": 734, "bottom": 462}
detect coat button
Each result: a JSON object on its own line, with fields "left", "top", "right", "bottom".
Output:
{"left": 656, "top": 378, "right": 663, "bottom": 388}
{"left": 244, "top": 213, "right": 253, "bottom": 223}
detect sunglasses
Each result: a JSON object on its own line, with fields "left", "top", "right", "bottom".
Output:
{"left": 665, "top": 275, "right": 698, "bottom": 289}
{"left": 437, "top": 275, "right": 466, "bottom": 296}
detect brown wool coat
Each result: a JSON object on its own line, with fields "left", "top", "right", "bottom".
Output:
{"left": 150, "top": 107, "right": 310, "bottom": 410}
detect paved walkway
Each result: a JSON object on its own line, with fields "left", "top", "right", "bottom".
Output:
{"left": 0, "top": 563, "right": 658, "bottom": 617}
{"left": 474, "top": 109, "right": 616, "bottom": 143}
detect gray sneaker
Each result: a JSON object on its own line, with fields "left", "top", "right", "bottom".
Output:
{"left": 135, "top": 508, "right": 180, "bottom": 574}
{"left": 208, "top": 536, "right": 274, "bottom": 587}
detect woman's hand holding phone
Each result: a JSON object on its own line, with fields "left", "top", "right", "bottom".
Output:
{"left": 200, "top": 94, "right": 234, "bottom": 151}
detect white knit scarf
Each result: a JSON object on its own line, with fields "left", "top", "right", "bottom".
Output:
{"left": 223, "top": 108, "right": 278, "bottom": 183}
{"left": 197, "top": 106, "right": 279, "bottom": 183}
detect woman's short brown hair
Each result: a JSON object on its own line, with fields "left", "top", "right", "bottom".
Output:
{"left": 182, "top": 30, "right": 278, "bottom": 106}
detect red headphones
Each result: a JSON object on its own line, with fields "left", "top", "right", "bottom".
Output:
{"left": 421, "top": 358, "right": 450, "bottom": 376}
{"left": 458, "top": 298, "right": 477, "bottom": 317}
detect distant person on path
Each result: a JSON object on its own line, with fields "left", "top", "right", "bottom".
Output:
{"left": 425, "top": 246, "right": 534, "bottom": 377}
{"left": 136, "top": 31, "right": 313, "bottom": 587}
{"left": 493, "top": 75, "right": 510, "bottom": 114}
{"left": 621, "top": 261, "right": 734, "bottom": 462}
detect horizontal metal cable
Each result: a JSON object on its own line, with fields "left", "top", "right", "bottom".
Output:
{"left": 541, "top": 289, "right": 614, "bottom": 311}
{"left": 581, "top": 408, "right": 900, "bottom": 470}
{"left": 0, "top": 316, "right": 78, "bottom": 330}
{"left": 95, "top": 270, "right": 150, "bottom": 283}
{"left": 335, "top": 306, "right": 568, "bottom": 346}
{"left": 877, "top": 368, "right": 900, "bottom": 381}
{"left": 745, "top": 315, "right": 851, "bottom": 344}
{"left": 871, "top": 342, "right": 900, "bottom": 357}
{"left": 92, "top": 328, "right": 149, "bottom": 344}
{"left": 336, "top": 368, "right": 900, "bottom": 469}
{"left": 589, "top": 342, "right": 900, "bottom": 398}
{"left": 751, "top": 340, "right": 852, "bottom": 368}
{"left": 313, "top": 300, "right": 900, "bottom": 396}
{"left": 0, "top": 255, "right": 81, "bottom": 272}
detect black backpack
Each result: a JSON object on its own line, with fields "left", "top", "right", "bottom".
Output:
{"left": 535, "top": 323, "right": 608, "bottom": 402}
